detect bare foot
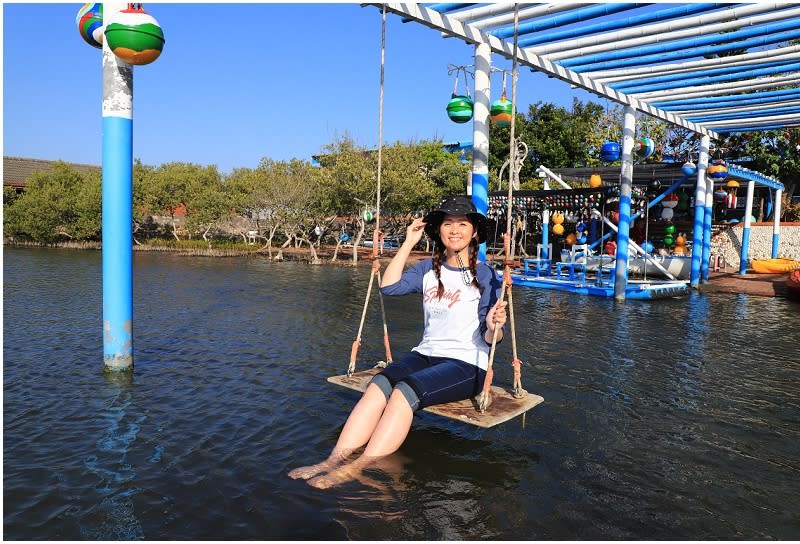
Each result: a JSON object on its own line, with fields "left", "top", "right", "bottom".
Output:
{"left": 288, "top": 449, "right": 353, "bottom": 480}
{"left": 307, "top": 464, "right": 360, "bottom": 489}
{"left": 307, "top": 456, "right": 375, "bottom": 489}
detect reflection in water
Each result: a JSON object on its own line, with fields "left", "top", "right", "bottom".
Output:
{"left": 79, "top": 371, "right": 144, "bottom": 540}
{"left": 3, "top": 248, "right": 799, "bottom": 540}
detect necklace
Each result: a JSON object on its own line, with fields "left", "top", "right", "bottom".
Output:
{"left": 455, "top": 253, "right": 473, "bottom": 286}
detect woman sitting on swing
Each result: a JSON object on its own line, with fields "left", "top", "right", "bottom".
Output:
{"left": 289, "top": 195, "right": 507, "bottom": 489}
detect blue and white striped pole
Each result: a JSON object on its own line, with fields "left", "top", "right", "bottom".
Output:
{"left": 772, "top": 188, "right": 783, "bottom": 258}
{"left": 472, "top": 43, "right": 491, "bottom": 261}
{"left": 739, "top": 180, "right": 756, "bottom": 275}
{"left": 102, "top": 2, "right": 134, "bottom": 371}
{"left": 613, "top": 105, "right": 636, "bottom": 301}
{"left": 691, "top": 135, "right": 710, "bottom": 286}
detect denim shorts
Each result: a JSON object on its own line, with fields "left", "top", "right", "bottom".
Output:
{"left": 369, "top": 351, "right": 486, "bottom": 411}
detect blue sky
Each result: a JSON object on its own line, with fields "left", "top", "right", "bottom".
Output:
{"left": 3, "top": 2, "right": 597, "bottom": 174}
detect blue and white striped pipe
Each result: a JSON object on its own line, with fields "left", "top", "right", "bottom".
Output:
{"left": 491, "top": 3, "right": 640, "bottom": 39}
{"left": 565, "top": 27, "right": 800, "bottom": 72}
{"left": 517, "top": 3, "right": 722, "bottom": 48}
{"left": 653, "top": 88, "right": 800, "bottom": 110}
{"left": 611, "top": 61, "right": 800, "bottom": 94}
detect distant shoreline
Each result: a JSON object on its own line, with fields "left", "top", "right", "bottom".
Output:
{"left": 3, "top": 240, "right": 432, "bottom": 266}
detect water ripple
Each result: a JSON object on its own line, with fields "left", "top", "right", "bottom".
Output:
{"left": 4, "top": 248, "right": 799, "bottom": 539}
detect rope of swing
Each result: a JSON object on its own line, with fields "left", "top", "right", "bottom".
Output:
{"left": 477, "top": 3, "right": 527, "bottom": 412}
{"left": 349, "top": 4, "right": 393, "bottom": 376}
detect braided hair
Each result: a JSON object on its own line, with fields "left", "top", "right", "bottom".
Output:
{"left": 432, "top": 233, "right": 482, "bottom": 300}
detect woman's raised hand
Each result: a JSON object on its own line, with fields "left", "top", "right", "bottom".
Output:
{"left": 404, "top": 218, "right": 427, "bottom": 247}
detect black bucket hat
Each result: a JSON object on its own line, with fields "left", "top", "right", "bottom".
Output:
{"left": 423, "top": 195, "right": 488, "bottom": 244}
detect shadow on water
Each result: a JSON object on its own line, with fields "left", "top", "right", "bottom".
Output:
{"left": 3, "top": 248, "right": 799, "bottom": 539}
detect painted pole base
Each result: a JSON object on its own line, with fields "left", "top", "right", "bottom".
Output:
{"left": 103, "top": 356, "right": 133, "bottom": 372}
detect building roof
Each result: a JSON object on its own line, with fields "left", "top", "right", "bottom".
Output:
{"left": 374, "top": 3, "right": 800, "bottom": 138}
{"left": 3, "top": 156, "right": 101, "bottom": 190}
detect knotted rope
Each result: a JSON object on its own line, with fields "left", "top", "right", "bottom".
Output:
{"left": 348, "top": 5, "right": 393, "bottom": 376}
{"left": 477, "top": 4, "right": 527, "bottom": 412}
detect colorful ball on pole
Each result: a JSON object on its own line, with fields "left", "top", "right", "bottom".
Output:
{"left": 76, "top": 3, "right": 104, "bottom": 49}
{"left": 446, "top": 94, "right": 474, "bottom": 124}
{"left": 489, "top": 94, "right": 513, "bottom": 127}
{"left": 600, "top": 141, "right": 620, "bottom": 162}
{"left": 104, "top": 4, "right": 165, "bottom": 66}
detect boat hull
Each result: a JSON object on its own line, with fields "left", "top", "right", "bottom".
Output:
{"left": 787, "top": 269, "right": 800, "bottom": 298}
{"left": 751, "top": 258, "right": 800, "bottom": 274}
{"left": 510, "top": 273, "right": 688, "bottom": 300}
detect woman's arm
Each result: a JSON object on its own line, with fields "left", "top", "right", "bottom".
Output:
{"left": 381, "top": 217, "right": 427, "bottom": 288}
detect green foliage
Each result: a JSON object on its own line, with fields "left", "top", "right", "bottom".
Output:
{"left": 7, "top": 117, "right": 798, "bottom": 245}
{"left": 722, "top": 129, "right": 800, "bottom": 191}
{"left": 488, "top": 98, "right": 606, "bottom": 189}
{"left": 4, "top": 161, "right": 100, "bottom": 242}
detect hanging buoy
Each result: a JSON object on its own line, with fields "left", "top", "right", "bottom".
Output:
{"left": 105, "top": 4, "right": 165, "bottom": 66}
{"left": 565, "top": 232, "right": 577, "bottom": 245}
{"left": 664, "top": 223, "right": 676, "bottom": 236}
{"left": 446, "top": 94, "right": 473, "bottom": 123}
{"left": 552, "top": 223, "right": 565, "bottom": 235}
{"left": 714, "top": 188, "right": 728, "bottom": 202}
{"left": 363, "top": 210, "right": 375, "bottom": 222}
{"left": 489, "top": 93, "right": 513, "bottom": 127}
{"left": 635, "top": 137, "right": 655, "bottom": 158}
{"left": 662, "top": 193, "right": 679, "bottom": 209}
{"left": 552, "top": 213, "right": 565, "bottom": 225}
{"left": 600, "top": 141, "right": 620, "bottom": 162}
{"left": 589, "top": 174, "right": 602, "bottom": 188}
{"left": 682, "top": 161, "right": 697, "bottom": 176}
{"left": 76, "top": 3, "right": 104, "bottom": 49}
{"left": 661, "top": 207, "right": 674, "bottom": 220}
{"left": 641, "top": 240, "right": 654, "bottom": 253}
{"left": 677, "top": 190, "right": 689, "bottom": 211}
{"left": 707, "top": 159, "right": 728, "bottom": 181}
{"left": 664, "top": 234, "right": 675, "bottom": 246}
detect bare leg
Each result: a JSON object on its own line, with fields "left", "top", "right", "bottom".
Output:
{"left": 289, "top": 383, "right": 388, "bottom": 480}
{"left": 308, "top": 389, "right": 414, "bottom": 489}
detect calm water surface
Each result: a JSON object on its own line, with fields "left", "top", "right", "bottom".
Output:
{"left": 3, "top": 248, "right": 799, "bottom": 540}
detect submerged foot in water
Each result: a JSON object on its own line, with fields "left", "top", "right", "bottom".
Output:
{"left": 307, "top": 456, "right": 375, "bottom": 490}
{"left": 288, "top": 449, "right": 353, "bottom": 480}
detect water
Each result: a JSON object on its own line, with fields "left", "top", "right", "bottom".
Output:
{"left": 3, "top": 247, "right": 799, "bottom": 540}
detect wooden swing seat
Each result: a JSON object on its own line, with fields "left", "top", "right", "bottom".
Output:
{"left": 327, "top": 367, "right": 543, "bottom": 429}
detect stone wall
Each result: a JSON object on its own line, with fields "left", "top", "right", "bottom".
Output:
{"left": 713, "top": 223, "right": 800, "bottom": 267}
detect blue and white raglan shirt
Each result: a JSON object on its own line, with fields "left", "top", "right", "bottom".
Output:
{"left": 381, "top": 259, "right": 503, "bottom": 370}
